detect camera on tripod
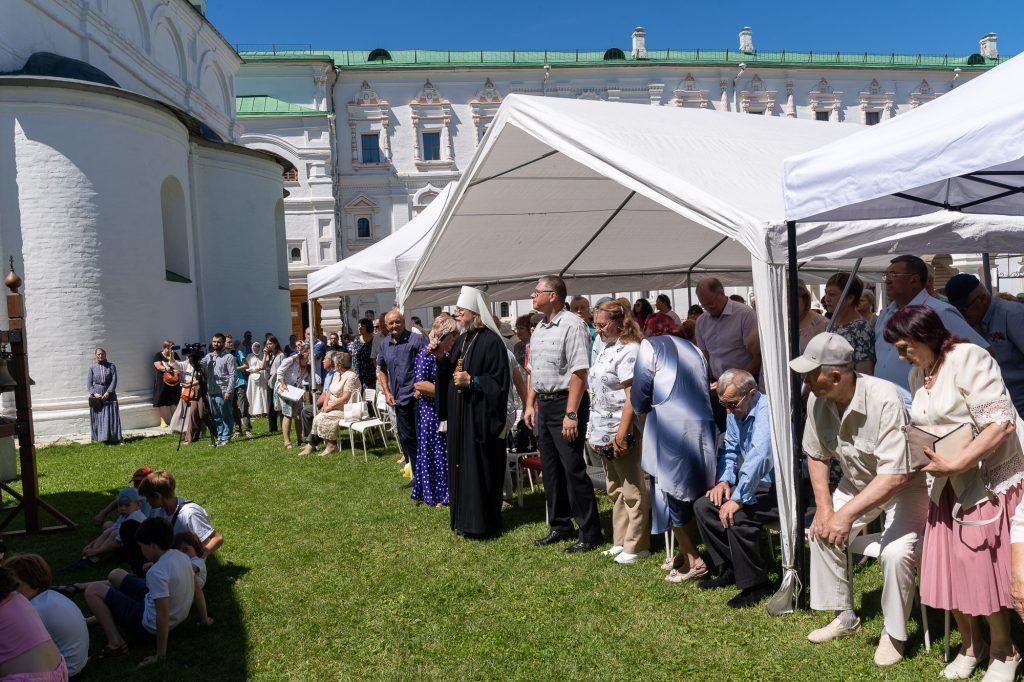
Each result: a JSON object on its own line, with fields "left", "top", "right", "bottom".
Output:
{"left": 181, "top": 342, "right": 206, "bottom": 366}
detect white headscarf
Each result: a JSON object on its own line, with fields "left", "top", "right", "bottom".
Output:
{"left": 456, "top": 286, "right": 501, "bottom": 338}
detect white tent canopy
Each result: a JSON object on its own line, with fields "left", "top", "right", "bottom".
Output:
{"left": 782, "top": 51, "right": 1024, "bottom": 259}
{"left": 399, "top": 94, "right": 886, "bottom": 612}
{"left": 306, "top": 183, "right": 455, "bottom": 300}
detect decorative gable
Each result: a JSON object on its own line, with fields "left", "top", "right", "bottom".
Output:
{"left": 739, "top": 75, "right": 776, "bottom": 115}
{"left": 910, "top": 79, "right": 941, "bottom": 108}
{"left": 410, "top": 79, "right": 455, "bottom": 168}
{"left": 858, "top": 78, "right": 895, "bottom": 123}
{"left": 469, "top": 78, "right": 503, "bottom": 144}
{"left": 808, "top": 77, "right": 844, "bottom": 122}
{"left": 671, "top": 73, "right": 709, "bottom": 108}
{"left": 346, "top": 80, "right": 392, "bottom": 169}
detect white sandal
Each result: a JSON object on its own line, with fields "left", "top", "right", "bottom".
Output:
{"left": 981, "top": 655, "right": 1020, "bottom": 682}
{"left": 941, "top": 653, "right": 983, "bottom": 679}
{"left": 665, "top": 562, "right": 708, "bottom": 583}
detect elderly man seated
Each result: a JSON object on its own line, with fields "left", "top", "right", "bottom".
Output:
{"left": 793, "top": 333, "right": 928, "bottom": 667}
{"left": 693, "top": 369, "right": 775, "bottom": 608}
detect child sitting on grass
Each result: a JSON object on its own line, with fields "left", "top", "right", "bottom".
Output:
{"left": 138, "top": 470, "right": 224, "bottom": 556}
{"left": 80, "top": 517, "right": 195, "bottom": 667}
{"left": 67, "top": 488, "right": 147, "bottom": 571}
{"left": 173, "top": 532, "right": 213, "bottom": 627}
{"left": 91, "top": 467, "right": 153, "bottom": 528}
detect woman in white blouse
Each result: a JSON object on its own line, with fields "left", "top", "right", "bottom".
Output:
{"left": 884, "top": 304, "right": 1024, "bottom": 681}
{"left": 588, "top": 299, "right": 650, "bottom": 565}
{"left": 301, "top": 352, "right": 362, "bottom": 457}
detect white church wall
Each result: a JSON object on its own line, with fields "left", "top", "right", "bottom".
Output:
{"left": 0, "top": 83, "right": 200, "bottom": 435}
{"left": 193, "top": 144, "right": 291, "bottom": 341}
{"left": 0, "top": 0, "right": 242, "bottom": 141}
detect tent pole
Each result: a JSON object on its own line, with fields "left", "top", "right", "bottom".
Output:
{"left": 786, "top": 220, "right": 807, "bottom": 609}
{"left": 685, "top": 236, "right": 730, "bottom": 309}
{"left": 558, "top": 191, "right": 635, "bottom": 277}
{"left": 982, "top": 253, "right": 993, "bottom": 291}
{"left": 308, "top": 294, "right": 318, "bottom": 418}
{"left": 824, "top": 258, "right": 862, "bottom": 334}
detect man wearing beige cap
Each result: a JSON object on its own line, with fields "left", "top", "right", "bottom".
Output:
{"left": 791, "top": 333, "right": 929, "bottom": 667}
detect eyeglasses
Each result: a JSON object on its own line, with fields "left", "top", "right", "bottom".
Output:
{"left": 530, "top": 289, "right": 555, "bottom": 298}
{"left": 594, "top": 321, "right": 610, "bottom": 330}
{"left": 882, "top": 271, "right": 915, "bottom": 281}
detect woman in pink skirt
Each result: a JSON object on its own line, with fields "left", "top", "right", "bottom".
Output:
{"left": 885, "top": 305, "right": 1024, "bottom": 681}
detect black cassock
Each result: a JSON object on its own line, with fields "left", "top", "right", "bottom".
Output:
{"left": 437, "top": 327, "right": 510, "bottom": 538}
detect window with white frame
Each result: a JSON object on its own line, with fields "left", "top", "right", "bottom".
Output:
{"left": 411, "top": 79, "right": 455, "bottom": 169}
{"left": 356, "top": 217, "right": 371, "bottom": 239}
{"left": 287, "top": 240, "right": 305, "bottom": 264}
{"left": 858, "top": 79, "right": 894, "bottom": 124}
{"left": 345, "top": 194, "right": 379, "bottom": 245}
{"left": 808, "top": 78, "right": 843, "bottom": 122}
{"left": 347, "top": 81, "right": 391, "bottom": 169}
{"left": 671, "top": 73, "right": 709, "bottom": 108}
{"left": 739, "top": 75, "right": 776, "bottom": 115}
{"left": 470, "top": 78, "right": 502, "bottom": 144}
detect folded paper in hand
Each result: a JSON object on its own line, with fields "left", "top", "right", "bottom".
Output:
{"left": 280, "top": 385, "right": 305, "bottom": 403}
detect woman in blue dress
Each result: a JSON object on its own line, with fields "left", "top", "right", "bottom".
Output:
{"left": 411, "top": 315, "right": 459, "bottom": 506}
{"left": 631, "top": 324, "right": 717, "bottom": 583}
{"left": 87, "top": 347, "right": 122, "bottom": 444}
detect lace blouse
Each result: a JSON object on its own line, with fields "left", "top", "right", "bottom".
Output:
{"left": 909, "top": 342, "right": 1024, "bottom": 498}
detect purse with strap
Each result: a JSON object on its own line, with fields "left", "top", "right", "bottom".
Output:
{"left": 904, "top": 422, "right": 999, "bottom": 527}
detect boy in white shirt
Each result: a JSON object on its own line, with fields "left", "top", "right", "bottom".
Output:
{"left": 81, "top": 518, "right": 195, "bottom": 666}
{"left": 138, "top": 470, "right": 224, "bottom": 556}
{"left": 67, "top": 488, "right": 148, "bottom": 571}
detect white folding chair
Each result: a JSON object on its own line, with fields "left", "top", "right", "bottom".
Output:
{"left": 848, "top": 531, "right": 948, "bottom": 659}
{"left": 339, "top": 389, "right": 389, "bottom": 462}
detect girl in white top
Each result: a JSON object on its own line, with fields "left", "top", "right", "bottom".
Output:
{"left": 587, "top": 299, "right": 650, "bottom": 565}
{"left": 246, "top": 342, "right": 269, "bottom": 416}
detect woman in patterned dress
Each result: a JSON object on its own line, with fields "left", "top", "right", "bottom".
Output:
{"left": 823, "top": 272, "right": 876, "bottom": 375}
{"left": 411, "top": 314, "right": 459, "bottom": 506}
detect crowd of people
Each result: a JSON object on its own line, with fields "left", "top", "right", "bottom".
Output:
{"left": 57, "top": 253, "right": 1024, "bottom": 678}
{"left": 1, "top": 468, "right": 222, "bottom": 677}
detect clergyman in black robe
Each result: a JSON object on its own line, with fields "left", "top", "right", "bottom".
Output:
{"left": 437, "top": 324, "right": 510, "bottom": 539}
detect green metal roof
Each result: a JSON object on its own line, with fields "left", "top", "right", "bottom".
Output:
{"left": 238, "top": 48, "right": 1006, "bottom": 71}
{"left": 235, "top": 94, "right": 327, "bottom": 117}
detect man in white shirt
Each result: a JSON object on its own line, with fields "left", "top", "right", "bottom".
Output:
{"left": 874, "top": 255, "right": 988, "bottom": 393}
{"left": 793, "top": 333, "right": 928, "bottom": 668}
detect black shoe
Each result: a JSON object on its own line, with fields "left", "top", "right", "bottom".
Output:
{"left": 400, "top": 481, "right": 413, "bottom": 489}
{"left": 727, "top": 583, "right": 774, "bottom": 609}
{"left": 534, "top": 530, "right": 574, "bottom": 546}
{"left": 697, "top": 569, "right": 735, "bottom": 591}
{"left": 564, "top": 540, "right": 600, "bottom": 554}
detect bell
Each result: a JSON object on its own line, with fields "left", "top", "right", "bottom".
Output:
{"left": 0, "top": 356, "right": 17, "bottom": 393}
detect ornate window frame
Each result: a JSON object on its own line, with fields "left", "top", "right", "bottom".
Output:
{"left": 739, "top": 75, "right": 776, "bottom": 115}
{"left": 412, "top": 184, "right": 442, "bottom": 216}
{"left": 410, "top": 80, "right": 455, "bottom": 170}
{"left": 858, "top": 79, "right": 894, "bottom": 124}
{"left": 671, "top": 73, "right": 709, "bottom": 108}
{"left": 346, "top": 81, "right": 392, "bottom": 171}
{"left": 910, "top": 79, "right": 941, "bottom": 108}
{"left": 469, "top": 78, "right": 502, "bottom": 144}
{"left": 808, "top": 78, "right": 844, "bottom": 122}
{"left": 344, "top": 195, "right": 379, "bottom": 247}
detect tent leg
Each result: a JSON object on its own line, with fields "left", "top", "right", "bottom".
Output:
{"left": 981, "top": 253, "right": 993, "bottom": 291}
{"left": 786, "top": 220, "right": 807, "bottom": 609}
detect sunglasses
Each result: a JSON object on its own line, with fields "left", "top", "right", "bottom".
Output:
{"left": 719, "top": 393, "right": 749, "bottom": 410}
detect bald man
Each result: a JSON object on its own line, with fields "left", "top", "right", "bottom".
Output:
{"left": 377, "top": 310, "right": 426, "bottom": 478}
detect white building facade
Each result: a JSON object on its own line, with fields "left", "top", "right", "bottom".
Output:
{"left": 235, "top": 27, "right": 1014, "bottom": 328}
{"left": 1, "top": 0, "right": 291, "bottom": 436}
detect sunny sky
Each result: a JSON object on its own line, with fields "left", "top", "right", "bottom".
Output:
{"left": 206, "top": 1, "right": 1024, "bottom": 57}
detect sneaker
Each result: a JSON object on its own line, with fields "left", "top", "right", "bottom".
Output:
{"left": 601, "top": 545, "right": 624, "bottom": 557}
{"left": 807, "top": 615, "right": 861, "bottom": 643}
{"left": 941, "top": 653, "right": 984, "bottom": 679}
{"left": 873, "top": 632, "right": 905, "bottom": 667}
{"left": 613, "top": 550, "right": 650, "bottom": 565}
{"left": 982, "top": 655, "right": 1021, "bottom": 682}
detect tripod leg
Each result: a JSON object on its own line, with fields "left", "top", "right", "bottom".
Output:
{"left": 176, "top": 399, "right": 189, "bottom": 452}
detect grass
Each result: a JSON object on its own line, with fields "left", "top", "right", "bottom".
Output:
{"left": 4, "top": 421, "right": 966, "bottom": 680}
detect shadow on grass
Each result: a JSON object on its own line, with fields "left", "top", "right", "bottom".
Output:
{"left": 3, "top": 490, "right": 252, "bottom": 680}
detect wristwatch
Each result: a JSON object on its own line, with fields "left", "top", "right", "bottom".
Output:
{"left": 565, "top": 411, "right": 578, "bottom": 421}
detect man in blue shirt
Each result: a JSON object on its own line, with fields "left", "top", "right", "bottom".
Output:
{"left": 874, "top": 255, "right": 988, "bottom": 396}
{"left": 225, "top": 335, "right": 251, "bottom": 438}
{"left": 377, "top": 310, "right": 426, "bottom": 478}
{"left": 945, "top": 274, "right": 1024, "bottom": 416}
{"left": 694, "top": 368, "right": 775, "bottom": 608}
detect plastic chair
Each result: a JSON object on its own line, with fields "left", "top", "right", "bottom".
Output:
{"left": 340, "top": 389, "right": 389, "bottom": 462}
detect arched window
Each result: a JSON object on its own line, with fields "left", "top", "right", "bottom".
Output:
{"left": 161, "top": 176, "right": 190, "bottom": 282}
{"left": 499, "top": 302, "right": 510, "bottom": 317}
{"left": 289, "top": 247, "right": 302, "bottom": 263}
{"left": 357, "top": 217, "right": 371, "bottom": 239}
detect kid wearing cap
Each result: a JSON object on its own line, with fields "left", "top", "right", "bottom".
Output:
{"left": 67, "top": 488, "right": 147, "bottom": 571}
{"left": 91, "top": 466, "right": 154, "bottom": 528}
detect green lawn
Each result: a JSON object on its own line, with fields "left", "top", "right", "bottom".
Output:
{"left": 4, "top": 422, "right": 963, "bottom": 680}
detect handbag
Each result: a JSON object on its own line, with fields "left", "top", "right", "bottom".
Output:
{"left": 88, "top": 395, "right": 104, "bottom": 410}
{"left": 180, "top": 386, "right": 197, "bottom": 402}
{"left": 162, "top": 368, "right": 180, "bottom": 387}
{"left": 904, "top": 422, "right": 1000, "bottom": 527}
{"left": 343, "top": 402, "right": 367, "bottom": 421}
